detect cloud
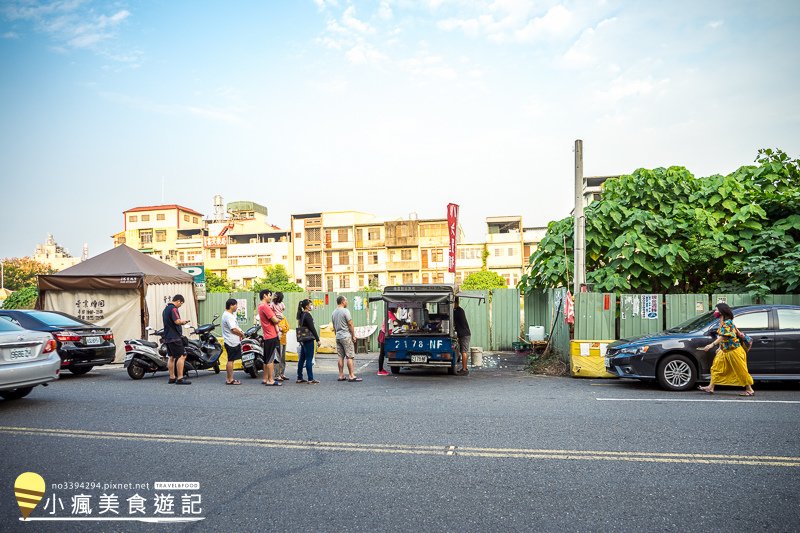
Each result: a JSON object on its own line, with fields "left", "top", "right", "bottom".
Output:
{"left": 3, "top": 31, "right": 19, "bottom": 39}
{"left": 313, "top": 0, "right": 339, "bottom": 10}
{"left": 99, "top": 91, "right": 245, "bottom": 124}
{"left": 559, "top": 17, "right": 616, "bottom": 69}
{"left": 437, "top": 2, "right": 576, "bottom": 43}
{"left": 594, "top": 73, "right": 671, "bottom": 105}
{"left": 514, "top": 4, "right": 572, "bottom": 42}
{"left": 378, "top": 0, "right": 393, "bottom": 20}
{"left": 345, "top": 42, "right": 387, "bottom": 65}
{"left": 401, "top": 53, "right": 458, "bottom": 80}
{"left": 342, "top": 5, "right": 374, "bottom": 34}
{"left": 707, "top": 20, "right": 723, "bottom": 29}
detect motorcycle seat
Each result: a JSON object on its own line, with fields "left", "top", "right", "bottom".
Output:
{"left": 139, "top": 340, "right": 159, "bottom": 348}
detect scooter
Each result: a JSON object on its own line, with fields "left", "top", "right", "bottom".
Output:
{"left": 240, "top": 323, "right": 264, "bottom": 379}
{"left": 123, "top": 327, "right": 196, "bottom": 380}
{"left": 182, "top": 315, "right": 223, "bottom": 375}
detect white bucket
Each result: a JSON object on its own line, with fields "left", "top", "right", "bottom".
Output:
{"left": 470, "top": 347, "right": 483, "bottom": 368}
{"left": 528, "top": 326, "right": 545, "bottom": 341}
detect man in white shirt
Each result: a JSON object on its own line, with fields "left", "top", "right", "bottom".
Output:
{"left": 222, "top": 298, "right": 245, "bottom": 385}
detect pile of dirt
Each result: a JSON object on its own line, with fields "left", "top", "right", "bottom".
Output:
{"left": 527, "top": 352, "right": 569, "bottom": 376}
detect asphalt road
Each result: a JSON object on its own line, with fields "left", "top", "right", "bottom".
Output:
{"left": 2, "top": 353, "right": 799, "bottom": 533}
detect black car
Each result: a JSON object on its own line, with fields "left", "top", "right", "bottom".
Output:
{"left": 0, "top": 310, "right": 115, "bottom": 375}
{"left": 606, "top": 305, "right": 800, "bottom": 391}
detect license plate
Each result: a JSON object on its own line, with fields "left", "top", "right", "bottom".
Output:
{"left": 410, "top": 354, "right": 427, "bottom": 363}
{"left": 84, "top": 336, "right": 102, "bottom": 346}
{"left": 242, "top": 353, "right": 255, "bottom": 363}
{"left": 9, "top": 347, "right": 34, "bottom": 360}
{"left": 605, "top": 357, "right": 612, "bottom": 367}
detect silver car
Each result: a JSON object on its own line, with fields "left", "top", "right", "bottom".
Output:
{"left": 0, "top": 318, "right": 60, "bottom": 400}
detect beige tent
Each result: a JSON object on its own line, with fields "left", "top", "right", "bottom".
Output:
{"left": 37, "top": 245, "right": 198, "bottom": 362}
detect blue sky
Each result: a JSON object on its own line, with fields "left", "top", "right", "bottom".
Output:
{"left": 1, "top": 0, "right": 798, "bottom": 259}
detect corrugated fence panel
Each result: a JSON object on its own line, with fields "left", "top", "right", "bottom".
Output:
{"left": 524, "top": 289, "right": 551, "bottom": 332}
{"left": 764, "top": 294, "right": 800, "bottom": 305}
{"left": 460, "top": 290, "right": 489, "bottom": 351}
{"left": 712, "top": 294, "right": 756, "bottom": 307}
{"left": 575, "top": 292, "right": 615, "bottom": 340}
{"left": 620, "top": 294, "right": 664, "bottom": 339}
{"left": 490, "top": 288, "right": 521, "bottom": 351}
{"left": 665, "top": 294, "right": 709, "bottom": 329}
{"left": 198, "top": 291, "right": 256, "bottom": 328}
{"left": 549, "top": 288, "right": 571, "bottom": 360}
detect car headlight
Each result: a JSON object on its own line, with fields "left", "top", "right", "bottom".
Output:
{"left": 619, "top": 346, "right": 650, "bottom": 356}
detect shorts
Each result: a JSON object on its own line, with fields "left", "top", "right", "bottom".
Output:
{"left": 336, "top": 337, "right": 355, "bottom": 360}
{"left": 261, "top": 337, "right": 279, "bottom": 364}
{"left": 165, "top": 340, "right": 185, "bottom": 358}
{"left": 224, "top": 343, "right": 242, "bottom": 361}
{"left": 457, "top": 335, "right": 471, "bottom": 354}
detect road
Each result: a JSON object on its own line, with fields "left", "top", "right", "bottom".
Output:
{"left": 2, "top": 353, "right": 799, "bottom": 533}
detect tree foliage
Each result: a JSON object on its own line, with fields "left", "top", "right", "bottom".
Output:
{"left": 461, "top": 270, "right": 508, "bottom": 290}
{"left": 253, "top": 265, "right": 303, "bottom": 293}
{"left": 1, "top": 257, "right": 55, "bottom": 291}
{"left": 2, "top": 286, "right": 39, "bottom": 309}
{"left": 206, "top": 272, "right": 234, "bottom": 293}
{"left": 521, "top": 149, "right": 800, "bottom": 295}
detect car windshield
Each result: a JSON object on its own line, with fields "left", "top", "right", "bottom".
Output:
{"left": 26, "top": 311, "right": 88, "bottom": 328}
{"left": 667, "top": 311, "right": 715, "bottom": 333}
{"left": 0, "top": 319, "right": 24, "bottom": 332}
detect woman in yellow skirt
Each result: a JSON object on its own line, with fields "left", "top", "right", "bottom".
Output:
{"left": 698, "top": 303, "right": 755, "bottom": 396}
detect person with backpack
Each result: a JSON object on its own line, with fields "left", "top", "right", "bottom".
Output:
{"left": 295, "top": 299, "right": 320, "bottom": 384}
{"left": 699, "top": 302, "right": 755, "bottom": 396}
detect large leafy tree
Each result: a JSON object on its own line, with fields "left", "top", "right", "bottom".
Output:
{"left": 253, "top": 265, "right": 303, "bottom": 293}
{"left": 1, "top": 286, "right": 38, "bottom": 309}
{"left": 521, "top": 149, "right": 800, "bottom": 295}
{"left": 1, "top": 257, "right": 55, "bottom": 291}
{"left": 206, "top": 272, "right": 234, "bottom": 293}
{"left": 461, "top": 270, "right": 508, "bottom": 290}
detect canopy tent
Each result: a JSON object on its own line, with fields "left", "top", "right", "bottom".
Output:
{"left": 37, "top": 245, "right": 198, "bottom": 362}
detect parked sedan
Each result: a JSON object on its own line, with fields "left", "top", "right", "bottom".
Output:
{"left": 0, "top": 318, "right": 60, "bottom": 400}
{"left": 0, "top": 310, "right": 115, "bottom": 375}
{"left": 606, "top": 305, "right": 800, "bottom": 391}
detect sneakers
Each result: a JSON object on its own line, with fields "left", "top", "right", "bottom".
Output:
{"left": 377, "top": 370, "right": 390, "bottom": 376}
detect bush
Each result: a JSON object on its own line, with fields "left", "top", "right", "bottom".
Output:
{"left": 2, "top": 286, "right": 38, "bottom": 309}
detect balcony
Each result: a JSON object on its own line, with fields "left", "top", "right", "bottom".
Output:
{"left": 387, "top": 260, "right": 418, "bottom": 271}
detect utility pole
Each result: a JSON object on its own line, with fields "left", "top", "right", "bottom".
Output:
{"left": 573, "top": 139, "right": 586, "bottom": 294}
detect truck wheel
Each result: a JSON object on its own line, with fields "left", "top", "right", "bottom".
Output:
{"left": 391, "top": 366, "right": 400, "bottom": 375}
{"left": 448, "top": 365, "right": 456, "bottom": 375}
{"left": 68, "top": 366, "right": 93, "bottom": 375}
{"left": 0, "top": 387, "right": 34, "bottom": 400}
{"left": 657, "top": 354, "right": 696, "bottom": 391}
{"left": 127, "top": 363, "right": 145, "bottom": 380}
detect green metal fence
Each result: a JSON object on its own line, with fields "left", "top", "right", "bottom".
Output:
{"left": 574, "top": 292, "right": 615, "bottom": 340}
{"left": 490, "top": 288, "right": 521, "bottom": 350}
{"left": 619, "top": 293, "right": 663, "bottom": 339}
{"left": 459, "top": 290, "right": 490, "bottom": 351}
{"left": 665, "top": 294, "right": 709, "bottom": 329}
{"left": 523, "top": 288, "right": 570, "bottom": 360}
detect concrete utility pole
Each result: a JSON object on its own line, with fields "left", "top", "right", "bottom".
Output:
{"left": 573, "top": 139, "right": 586, "bottom": 294}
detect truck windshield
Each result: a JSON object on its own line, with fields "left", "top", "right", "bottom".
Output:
{"left": 388, "top": 301, "right": 451, "bottom": 335}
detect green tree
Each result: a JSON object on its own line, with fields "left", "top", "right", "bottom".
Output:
{"left": 253, "top": 265, "right": 303, "bottom": 293}
{"left": 1, "top": 257, "right": 55, "bottom": 291}
{"left": 521, "top": 149, "right": 800, "bottom": 295}
{"left": 206, "top": 271, "right": 234, "bottom": 293}
{"left": 2, "top": 286, "right": 38, "bottom": 309}
{"left": 461, "top": 270, "right": 508, "bottom": 290}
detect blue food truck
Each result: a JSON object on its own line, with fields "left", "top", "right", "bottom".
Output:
{"left": 372, "top": 284, "right": 482, "bottom": 375}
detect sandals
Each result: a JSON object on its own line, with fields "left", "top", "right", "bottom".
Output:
{"left": 308, "top": 380, "right": 320, "bottom": 384}
{"left": 263, "top": 381, "right": 282, "bottom": 386}
{"left": 296, "top": 379, "right": 308, "bottom": 384}
{"left": 697, "top": 386, "right": 714, "bottom": 394}
{"left": 739, "top": 390, "right": 756, "bottom": 397}
{"left": 347, "top": 377, "right": 363, "bottom": 382}
{"left": 225, "top": 380, "right": 242, "bottom": 385}
{"left": 337, "top": 377, "right": 347, "bottom": 381}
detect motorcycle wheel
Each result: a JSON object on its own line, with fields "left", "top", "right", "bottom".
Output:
{"left": 213, "top": 363, "right": 220, "bottom": 374}
{"left": 183, "top": 361, "right": 197, "bottom": 377}
{"left": 127, "top": 363, "right": 146, "bottom": 380}
{"left": 247, "top": 365, "right": 258, "bottom": 378}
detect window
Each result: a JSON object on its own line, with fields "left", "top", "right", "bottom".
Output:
{"left": 295, "top": 232, "right": 302, "bottom": 238}
{"left": 401, "top": 249, "right": 412, "bottom": 261}
{"left": 338, "top": 229, "right": 349, "bottom": 242}
{"left": 434, "top": 273, "right": 444, "bottom": 283}
{"left": 325, "top": 230, "right": 332, "bottom": 242}
{"left": 307, "top": 228, "right": 321, "bottom": 241}
{"left": 228, "top": 258, "right": 238, "bottom": 266}
{"left": 508, "top": 247, "right": 517, "bottom": 256}
{"left": 139, "top": 230, "right": 153, "bottom": 245}
{"left": 368, "top": 228, "right": 380, "bottom": 240}
{"left": 369, "top": 251, "right": 379, "bottom": 265}
{"left": 157, "top": 214, "right": 165, "bottom": 221}
{"left": 155, "top": 230, "right": 166, "bottom": 242}
{"left": 504, "top": 274, "right": 511, "bottom": 285}
{"left": 258, "top": 257, "right": 272, "bottom": 265}
{"left": 296, "top": 255, "right": 302, "bottom": 262}
{"left": 778, "top": 309, "right": 800, "bottom": 330}
{"left": 129, "top": 215, "right": 138, "bottom": 222}
{"left": 403, "top": 273, "right": 414, "bottom": 284}
{"left": 432, "top": 249, "right": 444, "bottom": 262}
{"left": 307, "top": 274, "right": 322, "bottom": 288}
{"left": 282, "top": 255, "right": 287, "bottom": 260}
{"left": 184, "top": 215, "right": 190, "bottom": 222}
{"left": 326, "top": 275, "right": 334, "bottom": 290}
{"left": 338, "top": 251, "right": 350, "bottom": 265}
{"left": 141, "top": 214, "right": 150, "bottom": 222}
{"left": 422, "top": 274, "right": 429, "bottom": 284}
{"left": 220, "top": 248, "right": 227, "bottom": 258}
{"left": 736, "top": 312, "right": 769, "bottom": 330}
{"left": 494, "top": 248, "right": 502, "bottom": 257}
{"left": 420, "top": 223, "right": 447, "bottom": 238}
{"left": 356, "top": 229, "right": 363, "bottom": 243}
{"left": 369, "top": 274, "right": 379, "bottom": 286}
{"left": 340, "top": 275, "right": 350, "bottom": 289}
{"left": 210, "top": 249, "right": 217, "bottom": 259}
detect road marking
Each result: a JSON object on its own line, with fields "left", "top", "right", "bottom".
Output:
{"left": 596, "top": 398, "right": 800, "bottom": 404}
{"left": 1, "top": 426, "right": 798, "bottom": 468}
{"left": 357, "top": 357, "right": 376, "bottom": 373}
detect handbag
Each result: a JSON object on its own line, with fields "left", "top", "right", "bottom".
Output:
{"left": 735, "top": 327, "right": 752, "bottom": 352}
{"left": 296, "top": 326, "right": 315, "bottom": 342}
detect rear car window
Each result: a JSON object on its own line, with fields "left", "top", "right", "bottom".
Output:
{"left": 735, "top": 312, "right": 769, "bottom": 330}
{"left": 24, "top": 311, "right": 88, "bottom": 328}
{"left": 777, "top": 309, "right": 800, "bottom": 330}
{"left": 0, "top": 318, "right": 24, "bottom": 332}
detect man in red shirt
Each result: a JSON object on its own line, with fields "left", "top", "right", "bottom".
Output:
{"left": 258, "top": 289, "right": 282, "bottom": 386}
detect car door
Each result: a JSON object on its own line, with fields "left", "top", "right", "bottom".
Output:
{"left": 774, "top": 308, "right": 800, "bottom": 374}
{"left": 734, "top": 310, "right": 774, "bottom": 374}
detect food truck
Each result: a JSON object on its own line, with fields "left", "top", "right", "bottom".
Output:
{"left": 372, "top": 284, "right": 481, "bottom": 375}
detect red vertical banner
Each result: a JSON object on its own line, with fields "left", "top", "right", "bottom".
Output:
{"left": 447, "top": 203, "right": 459, "bottom": 274}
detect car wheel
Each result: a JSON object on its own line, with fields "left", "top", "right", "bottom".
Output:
{"left": 68, "top": 366, "right": 93, "bottom": 375}
{"left": 127, "top": 363, "right": 146, "bottom": 380}
{"left": 0, "top": 387, "right": 34, "bottom": 400}
{"left": 657, "top": 354, "right": 696, "bottom": 391}
{"left": 391, "top": 366, "right": 400, "bottom": 375}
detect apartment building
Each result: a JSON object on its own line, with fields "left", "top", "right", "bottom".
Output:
{"left": 118, "top": 204, "right": 205, "bottom": 266}
{"left": 33, "top": 234, "right": 82, "bottom": 271}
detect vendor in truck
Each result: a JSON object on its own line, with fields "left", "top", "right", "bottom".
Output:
{"left": 454, "top": 297, "right": 471, "bottom": 375}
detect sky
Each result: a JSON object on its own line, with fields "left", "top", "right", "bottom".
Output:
{"left": 1, "top": 0, "right": 798, "bottom": 259}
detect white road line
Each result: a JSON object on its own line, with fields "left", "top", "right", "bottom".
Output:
{"left": 596, "top": 398, "right": 800, "bottom": 404}
{"left": 357, "top": 357, "right": 376, "bottom": 373}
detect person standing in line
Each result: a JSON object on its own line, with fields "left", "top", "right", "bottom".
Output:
{"left": 271, "top": 291, "right": 289, "bottom": 382}
{"left": 699, "top": 302, "right": 755, "bottom": 396}
{"left": 221, "top": 298, "right": 244, "bottom": 385}
{"left": 295, "top": 299, "right": 320, "bottom": 384}
{"left": 331, "top": 295, "right": 361, "bottom": 382}
{"left": 257, "top": 289, "right": 282, "bottom": 387}
{"left": 377, "top": 306, "right": 398, "bottom": 376}
{"left": 163, "top": 294, "right": 191, "bottom": 385}
{"left": 453, "top": 297, "right": 471, "bottom": 375}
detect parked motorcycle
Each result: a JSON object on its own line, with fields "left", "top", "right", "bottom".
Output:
{"left": 240, "top": 323, "right": 264, "bottom": 378}
{"left": 123, "top": 327, "right": 196, "bottom": 380}
{"left": 182, "top": 315, "right": 223, "bottom": 375}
